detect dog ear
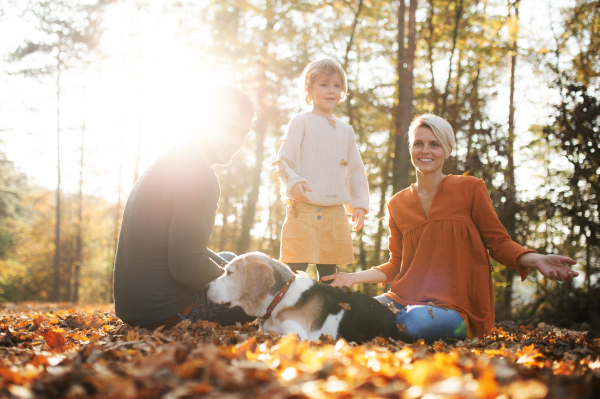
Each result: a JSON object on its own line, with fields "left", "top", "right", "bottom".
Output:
{"left": 244, "top": 261, "right": 275, "bottom": 310}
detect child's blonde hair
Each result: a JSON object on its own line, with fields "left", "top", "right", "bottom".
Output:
{"left": 298, "top": 59, "right": 347, "bottom": 105}
{"left": 408, "top": 114, "right": 455, "bottom": 159}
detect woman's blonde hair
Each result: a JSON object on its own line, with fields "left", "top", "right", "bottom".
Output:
{"left": 408, "top": 114, "right": 455, "bottom": 159}
{"left": 298, "top": 59, "right": 347, "bottom": 105}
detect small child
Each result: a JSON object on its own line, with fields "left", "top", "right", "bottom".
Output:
{"left": 274, "top": 59, "right": 370, "bottom": 283}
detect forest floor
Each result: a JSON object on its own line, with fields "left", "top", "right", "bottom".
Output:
{"left": 0, "top": 302, "right": 599, "bottom": 399}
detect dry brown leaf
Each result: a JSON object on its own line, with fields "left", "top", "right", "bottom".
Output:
{"left": 340, "top": 159, "right": 348, "bottom": 166}
{"left": 280, "top": 156, "right": 295, "bottom": 169}
{"left": 340, "top": 286, "right": 354, "bottom": 295}
{"left": 339, "top": 303, "right": 351, "bottom": 311}
{"left": 387, "top": 302, "right": 400, "bottom": 313}
{"left": 1, "top": 302, "right": 598, "bottom": 399}
{"left": 40, "top": 331, "right": 66, "bottom": 349}
{"left": 428, "top": 307, "right": 435, "bottom": 319}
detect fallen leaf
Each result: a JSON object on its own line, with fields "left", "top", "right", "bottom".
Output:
{"left": 280, "top": 156, "right": 295, "bottom": 169}
{"left": 397, "top": 323, "right": 406, "bottom": 332}
{"left": 428, "top": 307, "right": 435, "bottom": 319}
{"left": 339, "top": 303, "right": 351, "bottom": 311}
{"left": 387, "top": 302, "right": 400, "bottom": 313}
{"left": 340, "top": 159, "right": 348, "bottom": 166}
{"left": 40, "top": 331, "right": 66, "bottom": 349}
{"left": 463, "top": 171, "right": 470, "bottom": 176}
{"left": 341, "top": 286, "right": 354, "bottom": 295}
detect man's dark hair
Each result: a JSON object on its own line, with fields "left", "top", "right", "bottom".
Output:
{"left": 209, "top": 85, "right": 256, "bottom": 119}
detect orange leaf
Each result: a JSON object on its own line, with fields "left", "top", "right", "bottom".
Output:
{"left": 387, "top": 302, "right": 400, "bottom": 313}
{"left": 428, "top": 307, "right": 435, "bottom": 319}
{"left": 339, "top": 303, "right": 351, "bottom": 311}
{"left": 280, "top": 156, "right": 296, "bottom": 169}
{"left": 32, "top": 317, "right": 42, "bottom": 327}
{"left": 340, "top": 159, "right": 348, "bottom": 166}
{"left": 463, "top": 170, "right": 470, "bottom": 176}
{"left": 397, "top": 323, "right": 406, "bottom": 332}
{"left": 40, "top": 331, "right": 66, "bottom": 349}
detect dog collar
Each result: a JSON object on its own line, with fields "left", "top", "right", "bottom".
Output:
{"left": 259, "top": 274, "right": 296, "bottom": 322}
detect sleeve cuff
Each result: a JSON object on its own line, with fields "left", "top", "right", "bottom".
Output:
{"left": 515, "top": 249, "right": 537, "bottom": 281}
{"left": 345, "top": 199, "right": 370, "bottom": 215}
{"left": 284, "top": 176, "right": 308, "bottom": 199}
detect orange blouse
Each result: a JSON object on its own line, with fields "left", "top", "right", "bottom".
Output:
{"left": 374, "top": 175, "right": 535, "bottom": 338}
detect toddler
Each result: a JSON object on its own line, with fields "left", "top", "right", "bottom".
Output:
{"left": 274, "top": 59, "right": 370, "bottom": 282}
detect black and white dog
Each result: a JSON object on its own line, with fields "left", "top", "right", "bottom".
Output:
{"left": 206, "top": 252, "right": 400, "bottom": 343}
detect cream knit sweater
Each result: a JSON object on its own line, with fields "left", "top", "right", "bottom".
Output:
{"left": 276, "top": 112, "right": 370, "bottom": 214}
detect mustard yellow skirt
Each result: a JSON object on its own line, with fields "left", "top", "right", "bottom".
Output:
{"left": 280, "top": 201, "right": 355, "bottom": 265}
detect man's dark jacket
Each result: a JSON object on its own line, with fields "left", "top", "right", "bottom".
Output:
{"left": 113, "top": 143, "right": 225, "bottom": 322}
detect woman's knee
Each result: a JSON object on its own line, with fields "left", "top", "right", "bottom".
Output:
{"left": 397, "top": 306, "right": 466, "bottom": 342}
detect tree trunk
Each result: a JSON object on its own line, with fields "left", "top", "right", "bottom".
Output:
{"left": 74, "top": 68, "right": 88, "bottom": 303}
{"left": 427, "top": 0, "right": 438, "bottom": 113}
{"left": 52, "top": 50, "right": 62, "bottom": 302}
{"left": 500, "top": 0, "right": 520, "bottom": 319}
{"left": 219, "top": 198, "right": 230, "bottom": 252}
{"left": 343, "top": 0, "right": 364, "bottom": 128}
{"left": 585, "top": 240, "right": 591, "bottom": 291}
{"left": 392, "top": 0, "right": 416, "bottom": 194}
{"left": 441, "top": 0, "right": 464, "bottom": 117}
{"left": 373, "top": 134, "right": 394, "bottom": 266}
{"left": 237, "top": 72, "right": 267, "bottom": 254}
{"left": 466, "top": 65, "right": 480, "bottom": 162}
{"left": 133, "top": 3, "right": 144, "bottom": 185}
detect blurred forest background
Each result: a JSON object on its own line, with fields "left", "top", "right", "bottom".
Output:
{"left": 0, "top": 0, "right": 598, "bottom": 331}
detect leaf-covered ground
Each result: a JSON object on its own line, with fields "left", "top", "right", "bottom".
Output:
{"left": 1, "top": 303, "right": 599, "bottom": 399}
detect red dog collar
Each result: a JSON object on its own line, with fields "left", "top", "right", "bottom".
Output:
{"left": 259, "top": 274, "right": 296, "bottom": 322}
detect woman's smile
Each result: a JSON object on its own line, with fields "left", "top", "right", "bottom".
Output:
{"left": 410, "top": 126, "right": 445, "bottom": 173}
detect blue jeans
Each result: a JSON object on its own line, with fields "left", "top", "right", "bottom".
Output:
{"left": 374, "top": 295, "right": 467, "bottom": 343}
{"left": 137, "top": 251, "right": 255, "bottom": 328}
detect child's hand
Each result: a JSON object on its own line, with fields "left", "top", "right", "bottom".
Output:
{"left": 291, "top": 182, "right": 312, "bottom": 202}
{"left": 352, "top": 208, "right": 365, "bottom": 231}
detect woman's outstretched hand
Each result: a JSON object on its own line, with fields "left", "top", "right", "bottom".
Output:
{"left": 321, "top": 269, "right": 388, "bottom": 287}
{"left": 520, "top": 253, "right": 578, "bottom": 281}
{"left": 321, "top": 272, "right": 355, "bottom": 287}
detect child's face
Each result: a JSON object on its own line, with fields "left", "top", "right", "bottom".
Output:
{"left": 308, "top": 73, "right": 343, "bottom": 114}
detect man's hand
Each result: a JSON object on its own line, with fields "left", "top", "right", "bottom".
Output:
{"left": 291, "top": 182, "right": 312, "bottom": 202}
{"left": 352, "top": 208, "right": 365, "bottom": 232}
{"left": 521, "top": 253, "right": 578, "bottom": 281}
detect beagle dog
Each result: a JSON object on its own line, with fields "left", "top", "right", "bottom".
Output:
{"left": 206, "top": 252, "right": 400, "bottom": 343}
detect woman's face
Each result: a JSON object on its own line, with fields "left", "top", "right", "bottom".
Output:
{"left": 409, "top": 126, "right": 446, "bottom": 175}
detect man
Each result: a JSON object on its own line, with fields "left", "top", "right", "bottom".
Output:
{"left": 113, "top": 86, "right": 256, "bottom": 329}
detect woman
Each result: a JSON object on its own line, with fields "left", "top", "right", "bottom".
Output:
{"left": 322, "top": 114, "right": 578, "bottom": 341}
